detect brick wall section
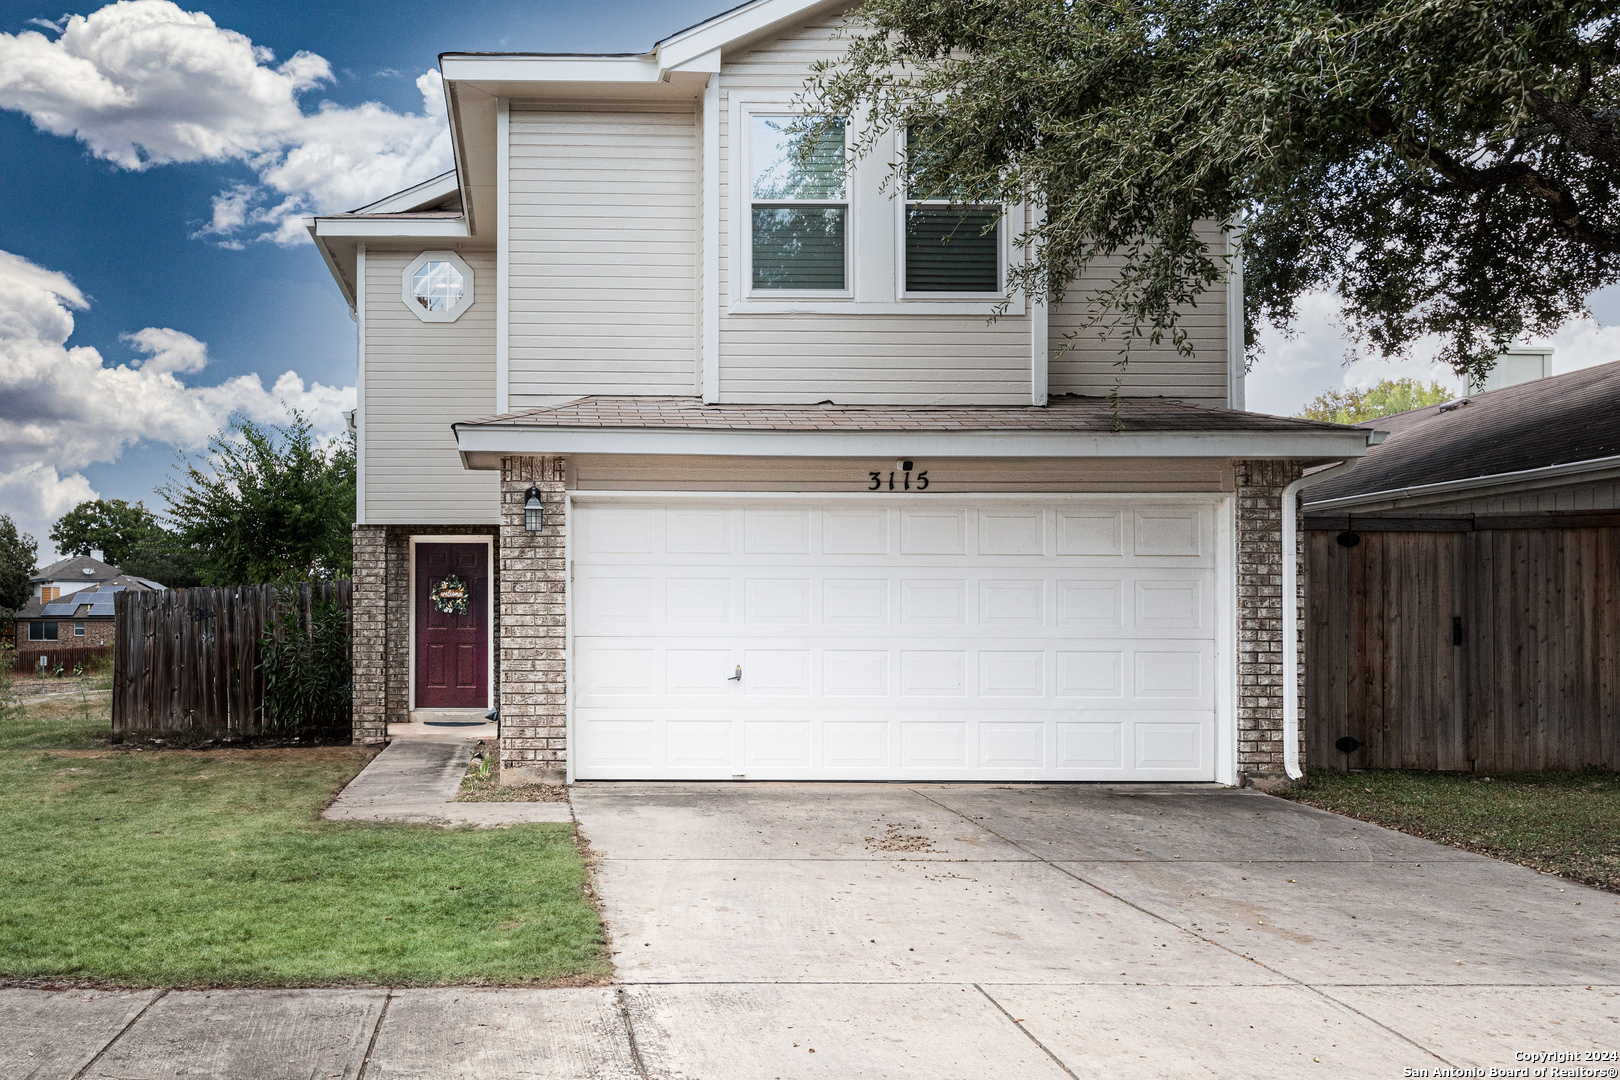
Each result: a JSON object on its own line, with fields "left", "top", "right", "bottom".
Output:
{"left": 499, "top": 455, "right": 568, "bottom": 786}
{"left": 15, "top": 619, "right": 115, "bottom": 650}
{"left": 1234, "top": 459, "right": 1306, "bottom": 778}
{"left": 351, "top": 523, "right": 501, "bottom": 744}
{"left": 352, "top": 524, "right": 388, "bottom": 744}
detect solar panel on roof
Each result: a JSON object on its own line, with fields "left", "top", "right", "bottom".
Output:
{"left": 100, "top": 585, "right": 125, "bottom": 593}
{"left": 42, "top": 603, "right": 77, "bottom": 616}
{"left": 87, "top": 603, "right": 115, "bottom": 616}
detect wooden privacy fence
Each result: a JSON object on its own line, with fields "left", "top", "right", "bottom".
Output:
{"left": 1306, "top": 514, "right": 1620, "bottom": 772}
{"left": 113, "top": 582, "right": 352, "bottom": 737}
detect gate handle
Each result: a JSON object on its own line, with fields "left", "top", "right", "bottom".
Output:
{"left": 728, "top": 665, "right": 742, "bottom": 682}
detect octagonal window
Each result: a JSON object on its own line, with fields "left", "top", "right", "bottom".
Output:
{"left": 412, "top": 260, "right": 464, "bottom": 311}
{"left": 400, "top": 251, "right": 475, "bottom": 323}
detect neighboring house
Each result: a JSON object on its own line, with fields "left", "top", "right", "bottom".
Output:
{"left": 13, "top": 573, "right": 166, "bottom": 654}
{"left": 1304, "top": 360, "right": 1620, "bottom": 773}
{"left": 30, "top": 554, "right": 122, "bottom": 603}
{"left": 307, "top": 0, "right": 1378, "bottom": 786}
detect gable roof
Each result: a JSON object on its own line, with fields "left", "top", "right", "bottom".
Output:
{"left": 1307, "top": 360, "right": 1620, "bottom": 507}
{"left": 30, "top": 555, "right": 120, "bottom": 584}
{"left": 13, "top": 575, "right": 162, "bottom": 620}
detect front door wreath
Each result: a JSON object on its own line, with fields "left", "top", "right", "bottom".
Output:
{"left": 430, "top": 574, "right": 469, "bottom": 615}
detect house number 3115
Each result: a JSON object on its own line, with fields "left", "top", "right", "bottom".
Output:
{"left": 869, "top": 460, "right": 929, "bottom": 491}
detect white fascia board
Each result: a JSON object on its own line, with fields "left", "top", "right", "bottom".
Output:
{"left": 1304, "top": 452, "right": 1620, "bottom": 512}
{"left": 440, "top": 55, "right": 662, "bottom": 85}
{"left": 306, "top": 219, "right": 356, "bottom": 313}
{"left": 656, "top": 0, "right": 847, "bottom": 70}
{"left": 455, "top": 425, "right": 1374, "bottom": 464}
{"left": 351, "top": 171, "right": 460, "bottom": 215}
{"left": 312, "top": 217, "right": 470, "bottom": 239}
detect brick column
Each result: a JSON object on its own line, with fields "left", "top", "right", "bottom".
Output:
{"left": 1234, "top": 459, "right": 1305, "bottom": 779}
{"left": 351, "top": 523, "right": 388, "bottom": 745}
{"left": 498, "top": 455, "right": 568, "bottom": 785}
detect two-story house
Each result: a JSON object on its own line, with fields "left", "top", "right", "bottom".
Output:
{"left": 308, "top": 0, "right": 1377, "bottom": 787}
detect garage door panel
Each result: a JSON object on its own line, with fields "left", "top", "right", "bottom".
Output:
{"left": 978, "top": 651, "right": 1045, "bottom": 697}
{"left": 745, "top": 509, "right": 811, "bottom": 553}
{"left": 900, "top": 508, "right": 966, "bottom": 554}
{"left": 823, "top": 650, "right": 888, "bottom": 695}
{"left": 979, "top": 579, "right": 1045, "bottom": 625}
{"left": 1057, "top": 579, "right": 1125, "bottom": 627}
{"left": 1133, "top": 508, "right": 1206, "bottom": 557}
{"left": 822, "top": 509, "right": 888, "bottom": 554}
{"left": 901, "top": 579, "right": 966, "bottom": 624}
{"left": 978, "top": 509, "right": 1045, "bottom": 555}
{"left": 744, "top": 721, "right": 812, "bottom": 766}
{"left": 666, "top": 577, "right": 731, "bottom": 623}
{"left": 666, "top": 508, "right": 731, "bottom": 553}
{"left": 1058, "top": 510, "right": 1124, "bottom": 555}
{"left": 572, "top": 498, "right": 1220, "bottom": 781}
{"left": 823, "top": 578, "right": 888, "bottom": 624}
{"left": 744, "top": 577, "right": 811, "bottom": 624}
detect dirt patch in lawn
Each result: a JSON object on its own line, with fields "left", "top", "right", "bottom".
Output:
{"left": 456, "top": 747, "right": 569, "bottom": 803}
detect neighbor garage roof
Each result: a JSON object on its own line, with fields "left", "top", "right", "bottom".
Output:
{"left": 1308, "top": 360, "right": 1620, "bottom": 503}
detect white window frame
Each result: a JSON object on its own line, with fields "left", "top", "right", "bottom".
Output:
{"left": 738, "top": 105, "right": 855, "bottom": 302}
{"left": 726, "top": 95, "right": 1025, "bottom": 315}
{"left": 74, "top": 621, "right": 85, "bottom": 637}
{"left": 896, "top": 126, "right": 1009, "bottom": 300}
{"left": 401, "top": 250, "right": 476, "bottom": 324}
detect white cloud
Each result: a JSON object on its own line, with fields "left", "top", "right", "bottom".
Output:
{"left": 0, "top": 248, "right": 354, "bottom": 558}
{"left": 0, "top": 463, "right": 98, "bottom": 561}
{"left": 1245, "top": 291, "right": 1620, "bottom": 417}
{"left": 122, "top": 326, "right": 209, "bottom": 374}
{"left": 0, "top": 1, "right": 452, "bottom": 246}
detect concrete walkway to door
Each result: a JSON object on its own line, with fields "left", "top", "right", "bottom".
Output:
{"left": 574, "top": 782, "right": 1620, "bottom": 1078}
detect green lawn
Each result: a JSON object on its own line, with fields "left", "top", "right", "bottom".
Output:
{"left": 1280, "top": 768, "right": 1620, "bottom": 893}
{"left": 0, "top": 689, "right": 608, "bottom": 987}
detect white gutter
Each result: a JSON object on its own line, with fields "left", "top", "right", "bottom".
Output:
{"left": 453, "top": 424, "right": 1377, "bottom": 463}
{"left": 1304, "top": 451, "right": 1620, "bottom": 513}
{"left": 1281, "top": 459, "right": 1358, "bottom": 780}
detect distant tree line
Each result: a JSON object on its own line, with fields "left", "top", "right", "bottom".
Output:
{"left": 0, "top": 412, "right": 355, "bottom": 608}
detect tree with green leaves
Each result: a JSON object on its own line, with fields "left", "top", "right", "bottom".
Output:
{"left": 48, "top": 499, "right": 161, "bottom": 566}
{"left": 804, "top": 0, "right": 1620, "bottom": 383}
{"left": 0, "top": 514, "right": 36, "bottom": 616}
{"left": 162, "top": 412, "right": 356, "bottom": 585}
{"left": 1298, "top": 378, "right": 1455, "bottom": 424}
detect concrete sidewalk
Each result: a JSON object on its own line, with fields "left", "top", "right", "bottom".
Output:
{"left": 321, "top": 735, "right": 572, "bottom": 826}
{"left": 6, "top": 784, "right": 1618, "bottom": 1079}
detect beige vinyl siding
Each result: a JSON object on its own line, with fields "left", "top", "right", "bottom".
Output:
{"left": 1049, "top": 227, "right": 1232, "bottom": 407}
{"left": 363, "top": 249, "right": 499, "bottom": 524}
{"left": 571, "top": 455, "right": 1231, "bottom": 493}
{"left": 509, "top": 105, "right": 698, "bottom": 407}
{"left": 716, "top": 16, "right": 1033, "bottom": 406}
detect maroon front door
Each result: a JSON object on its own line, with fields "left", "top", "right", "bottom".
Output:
{"left": 415, "top": 542, "right": 489, "bottom": 709}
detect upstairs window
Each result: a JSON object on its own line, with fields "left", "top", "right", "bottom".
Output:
{"left": 750, "top": 116, "right": 848, "bottom": 291}
{"left": 904, "top": 126, "right": 1002, "bottom": 294}
{"left": 401, "top": 251, "right": 475, "bottom": 323}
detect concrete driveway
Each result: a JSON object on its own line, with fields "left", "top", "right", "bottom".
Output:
{"left": 577, "top": 782, "right": 1620, "bottom": 1078}
{"left": 4, "top": 783, "right": 1617, "bottom": 1079}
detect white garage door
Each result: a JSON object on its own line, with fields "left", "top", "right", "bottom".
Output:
{"left": 572, "top": 497, "right": 1221, "bottom": 781}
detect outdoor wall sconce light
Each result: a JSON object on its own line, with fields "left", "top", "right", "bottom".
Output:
{"left": 523, "top": 486, "right": 545, "bottom": 532}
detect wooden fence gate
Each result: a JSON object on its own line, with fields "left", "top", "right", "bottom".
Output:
{"left": 112, "top": 582, "right": 352, "bottom": 737}
{"left": 1306, "top": 517, "right": 1620, "bottom": 772}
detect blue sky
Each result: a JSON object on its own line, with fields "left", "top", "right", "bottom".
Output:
{"left": 1, "top": 0, "right": 1615, "bottom": 565}
{"left": 0, "top": 0, "right": 720, "bottom": 560}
